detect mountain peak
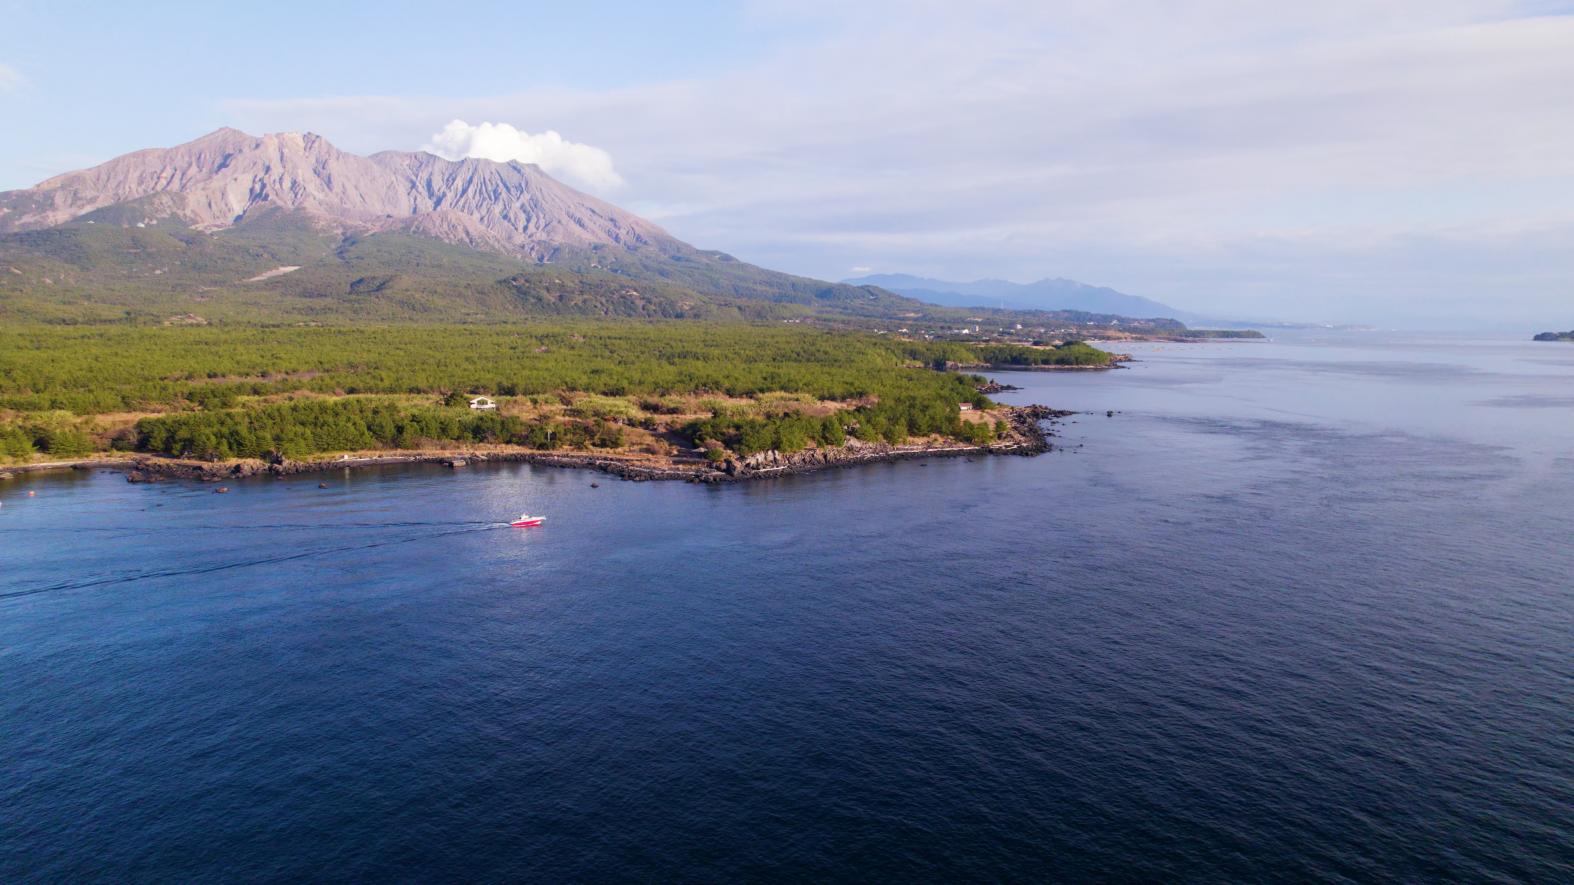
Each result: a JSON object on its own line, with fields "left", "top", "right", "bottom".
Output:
{"left": 184, "top": 126, "right": 257, "bottom": 150}
{"left": 195, "top": 125, "right": 251, "bottom": 140}
{"left": 0, "top": 129, "right": 678, "bottom": 257}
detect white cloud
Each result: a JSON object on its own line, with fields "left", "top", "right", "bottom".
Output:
{"left": 0, "top": 63, "right": 23, "bottom": 91}
{"left": 421, "top": 119, "right": 623, "bottom": 191}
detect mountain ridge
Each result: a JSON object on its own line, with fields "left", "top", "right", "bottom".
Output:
{"left": 0, "top": 127, "right": 678, "bottom": 259}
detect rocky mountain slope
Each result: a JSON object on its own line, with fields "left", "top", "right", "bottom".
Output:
{"left": 0, "top": 128, "right": 678, "bottom": 258}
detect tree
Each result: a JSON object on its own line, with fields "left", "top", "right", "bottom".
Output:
{"left": 817, "top": 416, "right": 846, "bottom": 447}
{"left": 0, "top": 426, "right": 35, "bottom": 459}
{"left": 773, "top": 419, "right": 809, "bottom": 454}
{"left": 186, "top": 428, "right": 220, "bottom": 460}
{"left": 279, "top": 427, "right": 314, "bottom": 458}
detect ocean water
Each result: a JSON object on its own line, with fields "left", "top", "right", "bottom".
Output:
{"left": 2, "top": 332, "right": 1571, "bottom": 881}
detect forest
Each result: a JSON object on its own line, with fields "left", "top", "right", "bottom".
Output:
{"left": 970, "top": 340, "right": 1115, "bottom": 366}
{"left": 0, "top": 322, "right": 1097, "bottom": 462}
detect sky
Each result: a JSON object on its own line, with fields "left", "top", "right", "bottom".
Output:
{"left": 2, "top": 0, "right": 1572, "bottom": 327}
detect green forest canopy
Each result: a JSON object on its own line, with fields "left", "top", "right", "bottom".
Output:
{"left": 0, "top": 322, "right": 1106, "bottom": 460}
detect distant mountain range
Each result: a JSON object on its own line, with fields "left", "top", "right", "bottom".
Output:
{"left": 843, "top": 273, "right": 1198, "bottom": 321}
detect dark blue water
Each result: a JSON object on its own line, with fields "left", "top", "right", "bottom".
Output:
{"left": 3, "top": 333, "right": 1572, "bottom": 881}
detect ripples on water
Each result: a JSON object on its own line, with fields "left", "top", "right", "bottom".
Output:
{"left": 2, "top": 333, "right": 1571, "bottom": 880}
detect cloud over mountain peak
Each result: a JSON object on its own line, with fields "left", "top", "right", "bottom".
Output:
{"left": 422, "top": 120, "right": 624, "bottom": 192}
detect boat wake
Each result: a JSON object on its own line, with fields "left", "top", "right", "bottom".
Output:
{"left": 0, "top": 519, "right": 502, "bottom": 535}
{"left": 0, "top": 523, "right": 505, "bottom": 602}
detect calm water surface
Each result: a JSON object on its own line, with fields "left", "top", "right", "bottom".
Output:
{"left": 3, "top": 332, "right": 1571, "bottom": 881}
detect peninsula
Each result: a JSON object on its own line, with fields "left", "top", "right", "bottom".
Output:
{"left": 0, "top": 323, "right": 1090, "bottom": 482}
{"left": 0, "top": 129, "right": 1136, "bottom": 484}
{"left": 1532, "top": 330, "right": 1574, "bottom": 341}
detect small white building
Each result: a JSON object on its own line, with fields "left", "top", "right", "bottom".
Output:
{"left": 469, "top": 396, "right": 497, "bottom": 411}
{"left": 959, "top": 403, "right": 974, "bottom": 412}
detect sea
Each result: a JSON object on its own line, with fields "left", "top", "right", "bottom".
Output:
{"left": 3, "top": 331, "right": 1571, "bottom": 881}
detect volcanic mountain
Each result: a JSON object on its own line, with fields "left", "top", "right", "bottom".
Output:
{"left": 0, "top": 128, "right": 916, "bottom": 322}
{"left": 0, "top": 127, "right": 677, "bottom": 257}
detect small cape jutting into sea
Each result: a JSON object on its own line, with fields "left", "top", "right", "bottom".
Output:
{"left": 1, "top": 406, "right": 1072, "bottom": 486}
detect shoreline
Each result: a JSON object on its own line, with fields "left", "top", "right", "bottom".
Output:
{"left": 1, "top": 405, "right": 1071, "bottom": 486}
{"left": 966, "top": 353, "right": 1135, "bottom": 372}
{"left": 980, "top": 362, "right": 1128, "bottom": 372}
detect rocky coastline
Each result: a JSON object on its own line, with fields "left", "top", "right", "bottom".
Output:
{"left": 983, "top": 358, "right": 1131, "bottom": 372}
{"left": 1, "top": 406, "right": 1072, "bottom": 487}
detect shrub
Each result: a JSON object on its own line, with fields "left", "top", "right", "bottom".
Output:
{"left": 0, "top": 425, "right": 35, "bottom": 459}
{"left": 36, "top": 426, "right": 94, "bottom": 456}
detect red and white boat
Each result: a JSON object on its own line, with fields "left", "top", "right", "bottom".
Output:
{"left": 510, "top": 513, "right": 547, "bottom": 528}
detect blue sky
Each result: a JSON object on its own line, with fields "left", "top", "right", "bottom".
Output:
{"left": 3, "top": 0, "right": 1572, "bottom": 327}
{"left": 0, "top": 0, "right": 780, "bottom": 177}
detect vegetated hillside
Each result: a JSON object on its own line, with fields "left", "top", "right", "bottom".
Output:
{"left": 1532, "top": 330, "right": 1574, "bottom": 341}
{"left": 0, "top": 210, "right": 908, "bottom": 323}
{"left": 0, "top": 323, "right": 1001, "bottom": 414}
